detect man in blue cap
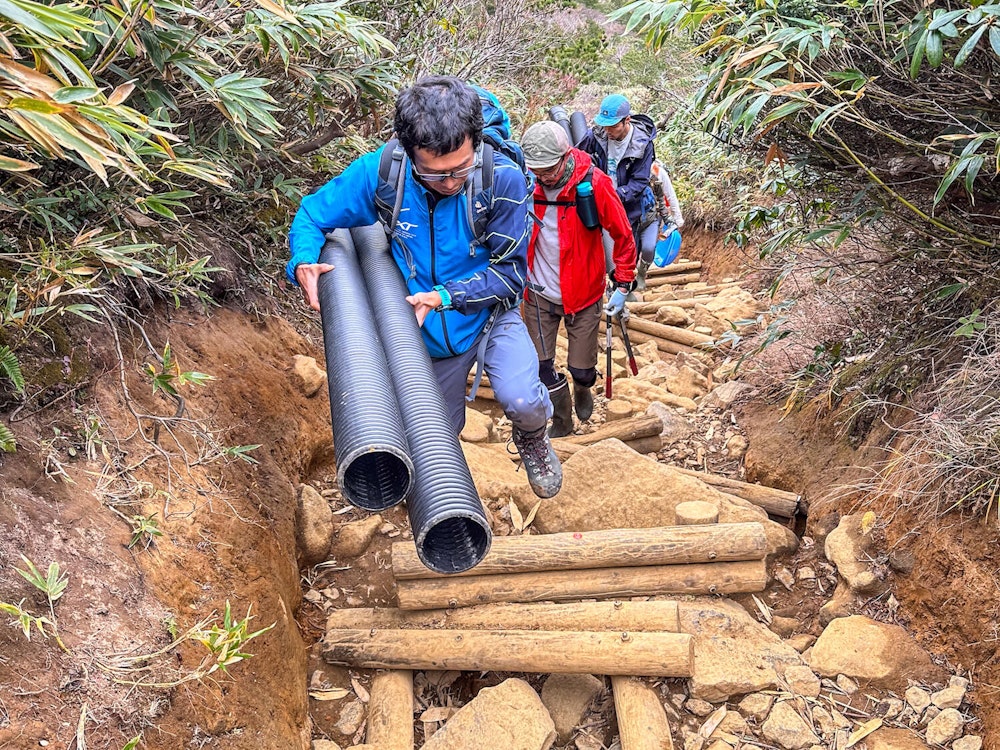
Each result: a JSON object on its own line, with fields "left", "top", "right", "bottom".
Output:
{"left": 578, "top": 94, "right": 658, "bottom": 298}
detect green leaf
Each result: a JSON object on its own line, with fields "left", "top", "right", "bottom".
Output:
{"left": 955, "top": 24, "right": 988, "bottom": 66}
{"left": 925, "top": 31, "right": 944, "bottom": 67}
{"left": 0, "top": 421, "right": 16, "bottom": 452}
{"left": 0, "top": 345, "right": 25, "bottom": 392}
{"left": 989, "top": 25, "right": 1000, "bottom": 57}
{"left": 7, "top": 98, "right": 67, "bottom": 114}
{"left": 910, "top": 29, "right": 928, "bottom": 78}
{"left": 52, "top": 86, "right": 100, "bottom": 104}
{"left": 933, "top": 283, "right": 968, "bottom": 300}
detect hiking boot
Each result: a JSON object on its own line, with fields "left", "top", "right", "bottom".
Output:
{"left": 512, "top": 425, "right": 563, "bottom": 498}
{"left": 635, "top": 259, "right": 651, "bottom": 291}
{"left": 548, "top": 375, "right": 573, "bottom": 438}
{"left": 572, "top": 380, "right": 594, "bottom": 422}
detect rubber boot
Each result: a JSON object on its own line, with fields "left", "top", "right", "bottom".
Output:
{"left": 572, "top": 380, "right": 594, "bottom": 422}
{"left": 547, "top": 375, "right": 573, "bottom": 438}
{"left": 635, "top": 259, "right": 651, "bottom": 291}
{"left": 511, "top": 425, "right": 563, "bottom": 498}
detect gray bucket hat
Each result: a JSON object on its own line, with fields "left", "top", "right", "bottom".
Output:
{"left": 521, "top": 121, "right": 571, "bottom": 169}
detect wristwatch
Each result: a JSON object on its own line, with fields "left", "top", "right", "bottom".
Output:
{"left": 433, "top": 284, "right": 453, "bottom": 311}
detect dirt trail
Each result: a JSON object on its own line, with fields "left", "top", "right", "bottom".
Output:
{"left": 0, "top": 230, "right": 996, "bottom": 749}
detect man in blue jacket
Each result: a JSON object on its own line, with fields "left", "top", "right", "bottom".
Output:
{"left": 287, "top": 76, "right": 561, "bottom": 499}
{"left": 578, "top": 94, "right": 659, "bottom": 289}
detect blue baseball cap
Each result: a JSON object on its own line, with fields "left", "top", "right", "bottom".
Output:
{"left": 594, "top": 94, "right": 631, "bottom": 126}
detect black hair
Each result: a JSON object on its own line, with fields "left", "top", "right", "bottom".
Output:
{"left": 394, "top": 76, "right": 483, "bottom": 157}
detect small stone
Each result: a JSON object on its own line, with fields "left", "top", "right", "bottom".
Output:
{"left": 330, "top": 514, "right": 383, "bottom": 559}
{"left": 784, "top": 665, "right": 821, "bottom": 698}
{"left": 540, "top": 673, "right": 604, "bottom": 743}
{"left": 950, "top": 675, "right": 970, "bottom": 690}
{"left": 685, "top": 698, "right": 716, "bottom": 717}
{"left": 379, "top": 522, "right": 395, "bottom": 535}
{"left": 335, "top": 700, "right": 365, "bottom": 736}
{"left": 878, "top": 697, "right": 904, "bottom": 719}
{"left": 292, "top": 355, "right": 327, "bottom": 397}
{"left": 786, "top": 634, "right": 816, "bottom": 653}
{"left": 931, "top": 683, "right": 966, "bottom": 709}
{"left": 835, "top": 674, "right": 858, "bottom": 695}
{"left": 925, "top": 707, "right": 964, "bottom": 745}
{"left": 797, "top": 566, "right": 817, "bottom": 581}
{"left": 761, "top": 700, "right": 820, "bottom": 748}
{"left": 769, "top": 616, "right": 798, "bottom": 639}
{"left": 716, "top": 709, "right": 747, "bottom": 735}
{"left": 922, "top": 705, "right": 941, "bottom": 724}
{"left": 737, "top": 692, "right": 774, "bottom": 721}
{"left": 888, "top": 548, "right": 916, "bottom": 574}
{"left": 905, "top": 686, "right": 932, "bottom": 713}
{"left": 344, "top": 595, "right": 364, "bottom": 607}
{"left": 682, "top": 730, "right": 706, "bottom": 750}
{"left": 705, "top": 742, "right": 733, "bottom": 750}
{"left": 313, "top": 741, "right": 342, "bottom": 750}
{"left": 774, "top": 567, "right": 795, "bottom": 590}
{"left": 954, "top": 736, "right": 983, "bottom": 750}
{"left": 724, "top": 435, "right": 747, "bottom": 460}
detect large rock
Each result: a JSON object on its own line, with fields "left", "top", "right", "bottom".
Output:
{"left": 463, "top": 441, "right": 533, "bottom": 507}
{"left": 824, "top": 514, "right": 881, "bottom": 593}
{"left": 422, "top": 678, "right": 556, "bottom": 750}
{"left": 540, "top": 673, "right": 603, "bottom": 744}
{"left": 680, "top": 600, "right": 803, "bottom": 702}
{"left": 863, "top": 727, "right": 931, "bottom": 749}
{"left": 664, "top": 364, "right": 709, "bottom": 400}
{"left": 329, "top": 514, "right": 382, "bottom": 560}
{"left": 645, "top": 402, "right": 696, "bottom": 445}
{"left": 656, "top": 305, "right": 693, "bottom": 327}
{"left": 760, "top": 700, "right": 820, "bottom": 749}
{"left": 695, "top": 287, "right": 760, "bottom": 335}
{"left": 808, "top": 615, "right": 944, "bottom": 689}
{"left": 701, "top": 381, "right": 753, "bottom": 409}
{"left": 296, "top": 483, "right": 333, "bottom": 564}
{"left": 525, "top": 440, "right": 792, "bottom": 557}
{"left": 611, "top": 379, "right": 697, "bottom": 412}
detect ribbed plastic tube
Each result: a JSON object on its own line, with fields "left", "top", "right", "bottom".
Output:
{"left": 548, "top": 105, "right": 572, "bottom": 142}
{"left": 569, "top": 111, "right": 588, "bottom": 146}
{"left": 351, "top": 224, "right": 492, "bottom": 574}
{"left": 317, "top": 230, "right": 414, "bottom": 511}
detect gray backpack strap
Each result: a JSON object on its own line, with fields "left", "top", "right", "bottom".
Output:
{"left": 466, "top": 143, "right": 494, "bottom": 254}
{"left": 374, "top": 139, "right": 407, "bottom": 237}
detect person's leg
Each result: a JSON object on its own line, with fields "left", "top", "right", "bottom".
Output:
{"left": 564, "top": 301, "right": 602, "bottom": 421}
{"left": 431, "top": 346, "right": 479, "bottom": 435}
{"left": 485, "top": 308, "right": 562, "bottom": 497}
{"left": 522, "top": 294, "right": 563, "bottom": 388}
{"left": 635, "top": 219, "right": 658, "bottom": 290}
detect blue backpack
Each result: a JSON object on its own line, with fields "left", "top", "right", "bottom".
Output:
{"left": 374, "top": 85, "right": 530, "bottom": 251}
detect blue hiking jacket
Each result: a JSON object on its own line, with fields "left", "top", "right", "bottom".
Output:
{"left": 287, "top": 144, "right": 532, "bottom": 359}
{"left": 578, "top": 113, "right": 657, "bottom": 226}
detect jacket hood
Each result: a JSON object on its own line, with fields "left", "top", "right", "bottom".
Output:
{"left": 593, "top": 113, "right": 656, "bottom": 160}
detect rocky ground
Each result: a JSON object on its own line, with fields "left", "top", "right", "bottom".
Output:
{"left": 290, "top": 262, "right": 986, "bottom": 750}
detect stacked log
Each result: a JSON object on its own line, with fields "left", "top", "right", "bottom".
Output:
{"left": 672, "top": 466, "right": 800, "bottom": 518}
{"left": 391, "top": 523, "right": 767, "bottom": 610}
{"left": 322, "top": 600, "right": 693, "bottom": 677}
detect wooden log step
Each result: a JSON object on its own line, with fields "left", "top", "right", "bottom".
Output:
{"left": 559, "top": 414, "right": 663, "bottom": 446}
{"left": 551, "top": 435, "right": 662, "bottom": 461}
{"left": 646, "top": 260, "right": 702, "bottom": 276}
{"left": 672, "top": 466, "right": 800, "bottom": 518}
{"left": 395, "top": 559, "right": 767, "bottom": 610}
{"left": 322, "top": 628, "right": 695, "bottom": 677}
{"left": 643, "top": 272, "right": 702, "bottom": 287}
{"left": 626, "top": 298, "right": 710, "bottom": 314}
{"left": 625, "top": 317, "right": 716, "bottom": 348}
{"left": 325, "top": 600, "right": 682, "bottom": 633}
{"left": 612, "top": 676, "right": 676, "bottom": 750}
{"left": 366, "top": 670, "right": 414, "bottom": 750}
{"left": 600, "top": 321, "right": 698, "bottom": 356}
{"left": 392, "top": 523, "right": 767, "bottom": 579}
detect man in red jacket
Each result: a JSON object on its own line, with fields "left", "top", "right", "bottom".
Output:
{"left": 520, "top": 120, "right": 637, "bottom": 437}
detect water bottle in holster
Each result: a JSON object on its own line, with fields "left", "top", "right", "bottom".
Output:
{"left": 576, "top": 181, "right": 600, "bottom": 230}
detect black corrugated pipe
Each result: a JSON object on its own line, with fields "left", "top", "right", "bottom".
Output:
{"left": 317, "top": 230, "right": 414, "bottom": 511}
{"left": 351, "top": 224, "right": 492, "bottom": 575}
{"left": 569, "top": 111, "right": 589, "bottom": 146}
{"left": 548, "top": 105, "right": 572, "bottom": 142}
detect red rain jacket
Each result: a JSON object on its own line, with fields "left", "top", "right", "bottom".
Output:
{"left": 527, "top": 148, "right": 636, "bottom": 316}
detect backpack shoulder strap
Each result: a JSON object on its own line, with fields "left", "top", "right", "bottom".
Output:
{"left": 466, "top": 142, "right": 494, "bottom": 249}
{"left": 374, "top": 138, "right": 407, "bottom": 237}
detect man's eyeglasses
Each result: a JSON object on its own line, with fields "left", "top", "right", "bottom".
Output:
{"left": 411, "top": 157, "right": 479, "bottom": 183}
{"left": 531, "top": 154, "right": 567, "bottom": 180}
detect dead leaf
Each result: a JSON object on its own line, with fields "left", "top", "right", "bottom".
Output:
{"left": 309, "top": 688, "right": 349, "bottom": 701}
{"left": 106, "top": 82, "right": 135, "bottom": 107}
{"left": 522, "top": 500, "right": 542, "bottom": 530}
{"left": 752, "top": 594, "right": 772, "bottom": 624}
{"left": 419, "top": 706, "right": 455, "bottom": 722}
{"left": 846, "top": 717, "right": 882, "bottom": 747}
{"left": 699, "top": 705, "right": 728, "bottom": 738}
{"left": 351, "top": 676, "right": 369, "bottom": 703}
{"left": 124, "top": 208, "right": 157, "bottom": 228}
{"left": 509, "top": 499, "right": 524, "bottom": 532}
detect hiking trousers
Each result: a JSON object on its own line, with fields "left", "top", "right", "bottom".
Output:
{"left": 432, "top": 308, "right": 551, "bottom": 436}
{"left": 523, "top": 295, "right": 601, "bottom": 388}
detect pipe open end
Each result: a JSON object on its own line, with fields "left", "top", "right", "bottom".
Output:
{"left": 416, "top": 514, "right": 492, "bottom": 574}
{"left": 339, "top": 449, "right": 413, "bottom": 511}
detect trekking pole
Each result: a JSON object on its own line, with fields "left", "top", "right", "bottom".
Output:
{"left": 618, "top": 310, "right": 639, "bottom": 376}
{"left": 605, "top": 313, "right": 613, "bottom": 399}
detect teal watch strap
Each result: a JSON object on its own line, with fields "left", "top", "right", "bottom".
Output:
{"left": 433, "top": 284, "right": 452, "bottom": 310}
